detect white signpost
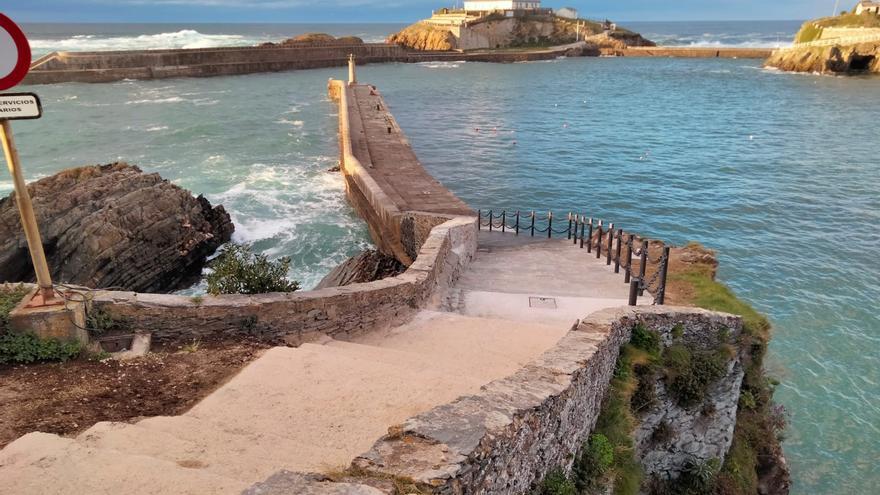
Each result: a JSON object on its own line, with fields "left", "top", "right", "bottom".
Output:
{"left": 0, "top": 13, "right": 58, "bottom": 306}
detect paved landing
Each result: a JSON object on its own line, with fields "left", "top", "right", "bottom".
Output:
{"left": 452, "top": 231, "right": 639, "bottom": 325}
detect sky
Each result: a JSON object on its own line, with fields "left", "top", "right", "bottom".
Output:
{"left": 2, "top": 0, "right": 845, "bottom": 23}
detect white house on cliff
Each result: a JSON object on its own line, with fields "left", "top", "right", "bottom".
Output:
{"left": 463, "top": 1, "right": 543, "bottom": 14}
{"left": 855, "top": 1, "right": 880, "bottom": 15}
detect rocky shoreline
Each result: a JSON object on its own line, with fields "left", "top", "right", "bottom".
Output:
{"left": 0, "top": 163, "right": 233, "bottom": 293}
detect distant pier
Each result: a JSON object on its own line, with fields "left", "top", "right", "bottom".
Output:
{"left": 25, "top": 42, "right": 773, "bottom": 85}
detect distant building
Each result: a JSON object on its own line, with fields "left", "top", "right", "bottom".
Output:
{"left": 557, "top": 7, "right": 579, "bottom": 19}
{"left": 463, "top": 1, "right": 542, "bottom": 13}
{"left": 856, "top": 1, "right": 880, "bottom": 15}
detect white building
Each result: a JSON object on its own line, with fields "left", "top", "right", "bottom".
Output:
{"left": 855, "top": 1, "right": 880, "bottom": 15}
{"left": 463, "top": 1, "right": 542, "bottom": 13}
{"left": 557, "top": 7, "right": 578, "bottom": 19}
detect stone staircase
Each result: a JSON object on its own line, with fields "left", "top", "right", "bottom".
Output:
{"left": 0, "top": 312, "right": 567, "bottom": 495}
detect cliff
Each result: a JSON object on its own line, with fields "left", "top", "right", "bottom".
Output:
{"left": 388, "top": 14, "right": 654, "bottom": 52}
{"left": 765, "top": 12, "right": 880, "bottom": 74}
{"left": 765, "top": 40, "right": 880, "bottom": 74}
{"left": 0, "top": 163, "right": 233, "bottom": 293}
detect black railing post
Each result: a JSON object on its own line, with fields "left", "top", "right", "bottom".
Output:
{"left": 488, "top": 210, "right": 493, "bottom": 232}
{"left": 624, "top": 234, "right": 634, "bottom": 283}
{"left": 567, "top": 213, "right": 573, "bottom": 240}
{"left": 596, "top": 221, "right": 603, "bottom": 259}
{"left": 638, "top": 240, "right": 648, "bottom": 296}
{"left": 606, "top": 222, "right": 614, "bottom": 266}
{"left": 477, "top": 210, "right": 481, "bottom": 231}
{"left": 614, "top": 229, "right": 623, "bottom": 273}
{"left": 657, "top": 246, "right": 671, "bottom": 305}
{"left": 501, "top": 211, "right": 506, "bottom": 233}
{"left": 586, "top": 218, "right": 593, "bottom": 253}
{"left": 530, "top": 211, "right": 536, "bottom": 237}
{"left": 580, "top": 218, "right": 586, "bottom": 249}
{"left": 515, "top": 211, "right": 520, "bottom": 236}
{"left": 572, "top": 214, "right": 578, "bottom": 244}
{"left": 628, "top": 278, "right": 640, "bottom": 306}
{"left": 548, "top": 212, "right": 553, "bottom": 239}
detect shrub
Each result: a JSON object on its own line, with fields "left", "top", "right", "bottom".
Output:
{"left": 538, "top": 469, "right": 576, "bottom": 495}
{"left": 631, "top": 364, "right": 658, "bottom": 413}
{"left": 206, "top": 243, "right": 300, "bottom": 295}
{"left": 0, "top": 332, "right": 82, "bottom": 364}
{"left": 575, "top": 433, "right": 615, "bottom": 487}
{"left": 630, "top": 323, "right": 661, "bottom": 355}
{"left": 85, "top": 307, "right": 129, "bottom": 337}
{"left": 0, "top": 285, "right": 29, "bottom": 331}
{"left": 665, "top": 347, "right": 728, "bottom": 408}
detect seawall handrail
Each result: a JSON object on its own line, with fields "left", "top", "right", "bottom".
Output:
{"left": 477, "top": 209, "right": 671, "bottom": 306}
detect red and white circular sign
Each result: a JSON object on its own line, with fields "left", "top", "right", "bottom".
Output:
{"left": 0, "top": 13, "right": 31, "bottom": 91}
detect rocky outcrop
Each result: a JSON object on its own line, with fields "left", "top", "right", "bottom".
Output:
{"left": 387, "top": 23, "right": 457, "bottom": 51}
{"left": 765, "top": 41, "right": 880, "bottom": 74}
{"left": 315, "top": 250, "right": 406, "bottom": 289}
{"left": 586, "top": 31, "right": 657, "bottom": 55}
{"left": 260, "top": 33, "right": 365, "bottom": 47}
{"left": 0, "top": 163, "right": 233, "bottom": 293}
{"left": 388, "top": 14, "right": 653, "bottom": 52}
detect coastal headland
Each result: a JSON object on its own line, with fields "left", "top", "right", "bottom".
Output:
{"left": 765, "top": 12, "right": 880, "bottom": 74}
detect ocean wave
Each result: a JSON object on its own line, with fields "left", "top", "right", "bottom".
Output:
{"left": 29, "top": 29, "right": 268, "bottom": 54}
{"left": 418, "top": 61, "right": 465, "bottom": 69}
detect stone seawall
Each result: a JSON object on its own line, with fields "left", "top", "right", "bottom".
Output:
{"left": 94, "top": 215, "right": 476, "bottom": 344}
{"left": 351, "top": 306, "right": 742, "bottom": 493}
{"left": 24, "top": 43, "right": 773, "bottom": 85}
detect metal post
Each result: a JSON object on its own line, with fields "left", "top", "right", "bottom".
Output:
{"left": 477, "top": 209, "right": 481, "bottom": 231}
{"left": 614, "top": 229, "right": 623, "bottom": 273}
{"left": 638, "top": 240, "right": 648, "bottom": 296}
{"left": 586, "top": 218, "right": 593, "bottom": 253}
{"left": 567, "top": 213, "right": 573, "bottom": 240}
{"left": 624, "top": 234, "right": 634, "bottom": 283}
{"left": 530, "top": 211, "right": 536, "bottom": 237}
{"left": 580, "top": 219, "right": 586, "bottom": 249}
{"left": 606, "top": 222, "right": 614, "bottom": 266}
{"left": 547, "top": 212, "right": 553, "bottom": 239}
{"left": 0, "top": 120, "right": 55, "bottom": 303}
{"left": 488, "top": 210, "right": 493, "bottom": 232}
{"left": 657, "top": 246, "right": 671, "bottom": 305}
{"left": 502, "top": 211, "right": 506, "bottom": 233}
{"left": 628, "top": 278, "right": 640, "bottom": 306}
{"left": 596, "top": 221, "right": 603, "bottom": 259}
{"left": 515, "top": 211, "right": 520, "bottom": 236}
{"left": 573, "top": 214, "right": 579, "bottom": 245}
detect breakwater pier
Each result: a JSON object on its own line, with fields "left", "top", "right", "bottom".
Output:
{"left": 25, "top": 42, "right": 773, "bottom": 85}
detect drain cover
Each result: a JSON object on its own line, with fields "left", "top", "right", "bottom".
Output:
{"left": 529, "top": 297, "right": 557, "bottom": 309}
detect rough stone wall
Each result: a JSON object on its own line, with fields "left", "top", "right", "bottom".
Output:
{"left": 765, "top": 41, "right": 880, "bottom": 74}
{"left": 352, "top": 306, "right": 741, "bottom": 494}
{"left": 628, "top": 312, "right": 744, "bottom": 480}
{"left": 93, "top": 216, "right": 476, "bottom": 344}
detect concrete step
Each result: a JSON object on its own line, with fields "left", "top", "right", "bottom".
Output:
{"left": 0, "top": 432, "right": 248, "bottom": 495}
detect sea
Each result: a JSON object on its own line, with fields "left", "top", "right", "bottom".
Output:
{"left": 7, "top": 21, "right": 879, "bottom": 494}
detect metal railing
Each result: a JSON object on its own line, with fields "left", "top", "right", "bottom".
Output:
{"left": 791, "top": 32, "right": 880, "bottom": 48}
{"left": 477, "top": 210, "right": 671, "bottom": 306}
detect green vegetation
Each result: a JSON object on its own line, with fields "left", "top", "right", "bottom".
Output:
{"left": 663, "top": 344, "right": 729, "bottom": 408}
{"left": 795, "top": 13, "right": 880, "bottom": 43}
{"left": 1, "top": 285, "right": 83, "bottom": 365}
{"left": 0, "top": 332, "right": 82, "bottom": 364}
{"left": 206, "top": 243, "right": 300, "bottom": 296}
{"left": 538, "top": 469, "right": 578, "bottom": 495}
{"left": 668, "top": 266, "right": 786, "bottom": 495}
{"left": 85, "top": 306, "right": 129, "bottom": 337}
{"left": 0, "top": 285, "right": 29, "bottom": 330}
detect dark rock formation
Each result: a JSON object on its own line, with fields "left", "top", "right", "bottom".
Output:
{"left": 0, "top": 162, "right": 233, "bottom": 293}
{"left": 315, "top": 250, "right": 405, "bottom": 289}
{"left": 260, "top": 34, "right": 365, "bottom": 48}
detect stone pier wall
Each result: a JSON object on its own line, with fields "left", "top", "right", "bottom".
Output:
{"left": 352, "top": 306, "right": 742, "bottom": 494}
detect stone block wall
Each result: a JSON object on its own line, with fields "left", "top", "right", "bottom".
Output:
{"left": 351, "top": 306, "right": 742, "bottom": 494}
{"left": 93, "top": 216, "right": 476, "bottom": 344}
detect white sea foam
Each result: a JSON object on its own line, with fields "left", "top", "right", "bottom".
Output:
{"left": 418, "top": 61, "right": 464, "bottom": 69}
{"left": 29, "top": 30, "right": 266, "bottom": 54}
{"left": 145, "top": 126, "right": 169, "bottom": 132}
{"left": 125, "top": 96, "right": 185, "bottom": 105}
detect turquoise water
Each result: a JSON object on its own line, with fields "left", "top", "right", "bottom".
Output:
{"left": 8, "top": 50, "right": 879, "bottom": 494}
